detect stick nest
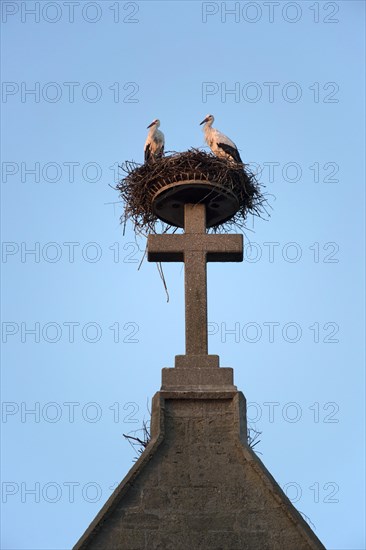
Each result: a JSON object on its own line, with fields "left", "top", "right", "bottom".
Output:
{"left": 116, "top": 149, "right": 268, "bottom": 234}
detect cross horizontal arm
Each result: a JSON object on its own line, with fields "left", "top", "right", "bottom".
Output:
{"left": 147, "top": 234, "right": 243, "bottom": 262}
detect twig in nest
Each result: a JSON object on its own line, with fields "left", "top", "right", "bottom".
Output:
{"left": 123, "top": 420, "right": 151, "bottom": 462}
{"left": 248, "top": 426, "right": 262, "bottom": 454}
{"left": 157, "top": 262, "right": 169, "bottom": 302}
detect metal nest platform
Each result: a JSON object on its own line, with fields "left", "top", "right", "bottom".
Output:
{"left": 117, "top": 149, "right": 267, "bottom": 234}
{"left": 152, "top": 180, "right": 240, "bottom": 228}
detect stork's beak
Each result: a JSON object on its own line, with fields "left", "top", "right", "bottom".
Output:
{"left": 147, "top": 121, "right": 156, "bottom": 129}
{"left": 199, "top": 117, "right": 207, "bottom": 125}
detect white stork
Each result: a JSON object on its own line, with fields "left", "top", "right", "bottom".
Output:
{"left": 200, "top": 114, "right": 243, "bottom": 163}
{"left": 144, "top": 119, "right": 164, "bottom": 163}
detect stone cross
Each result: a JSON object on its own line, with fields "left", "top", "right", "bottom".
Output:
{"left": 148, "top": 203, "right": 243, "bottom": 363}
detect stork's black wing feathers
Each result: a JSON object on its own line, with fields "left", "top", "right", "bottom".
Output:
{"left": 144, "top": 144, "right": 151, "bottom": 163}
{"left": 217, "top": 142, "right": 242, "bottom": 163}
{"left": 156, "top": 144, "right": 164, "bottom": 159}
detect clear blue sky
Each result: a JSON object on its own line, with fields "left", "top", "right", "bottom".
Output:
{"left": 1, "top": 1, "right": 365, "bottom": 549}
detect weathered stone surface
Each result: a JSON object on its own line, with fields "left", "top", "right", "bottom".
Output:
{"left": 174, "top": 354, "right": 220, "bottom": 368}
{"left": 74, "top": 391, "right": 325, "bottom": 550}
{"left": 161, "top": 365, "right": 235, "bottom": 391}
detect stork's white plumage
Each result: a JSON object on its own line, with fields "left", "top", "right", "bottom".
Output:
{"left": 200, "top": 114, "right": 242, "bottom": 163}
{"left": 144, "top": 119, "right": 164, "bottom": 163}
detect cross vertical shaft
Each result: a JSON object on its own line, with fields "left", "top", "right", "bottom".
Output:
{"left": 184, "top": 204, "right": 207, "bottom": 355}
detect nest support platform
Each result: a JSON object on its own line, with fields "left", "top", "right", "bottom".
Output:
{"left": 152, "top": 180, "right": 240, "bottom": 228}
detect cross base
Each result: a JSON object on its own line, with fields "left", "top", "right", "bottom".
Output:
{"left": 161, "top": 368, "right": 235, "bottom": 391}
{"left": 175, "top": 354, "right": 219, "bottom": 368}
{"left": 161, "top": 354, "right": 236, "bottom": 391}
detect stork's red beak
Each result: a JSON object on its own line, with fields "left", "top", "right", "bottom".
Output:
{"left": 147, "top": 121, "right": 156, "bottom": 128}
{"left": 199, "top": 117, "right": 208, "bottom": 125}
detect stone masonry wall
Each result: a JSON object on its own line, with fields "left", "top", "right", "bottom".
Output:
{"left": 74, "top": 391, "right": 325, "bottom": 550}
